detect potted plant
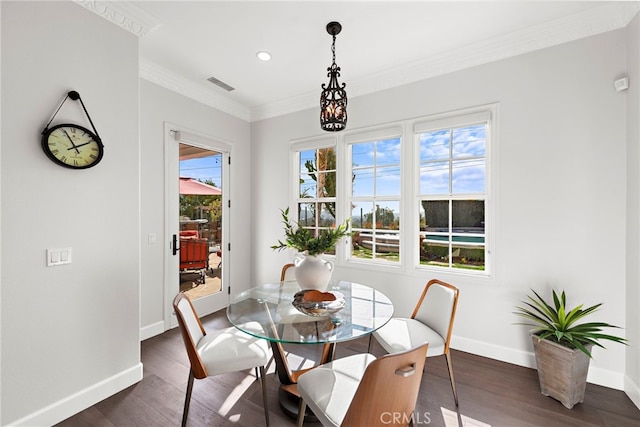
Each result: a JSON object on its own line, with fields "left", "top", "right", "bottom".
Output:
{"left": 271, "top": 207, "right": 353, "bottom": 289}
{"left": 514, "top": 289, "right": 627, "bottom": 409}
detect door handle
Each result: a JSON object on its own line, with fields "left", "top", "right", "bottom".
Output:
{"left": 172, "top": 234, "right": 180, "bottom": 256}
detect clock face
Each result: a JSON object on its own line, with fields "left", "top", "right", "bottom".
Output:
{"left": 42, "top": 124, "right": 104, "bottom": 169}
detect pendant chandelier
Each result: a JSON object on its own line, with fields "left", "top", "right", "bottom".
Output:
{"left": 320, "top": 21, "right": 347, "bottom": 132}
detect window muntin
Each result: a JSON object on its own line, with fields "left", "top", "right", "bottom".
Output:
{"left": 299, "top": 147, "right": 337, "bottom": 199}
{"left": 351, "top": 201, "right": 400, "bottom": 262}
{"left": 418, "top": 123, "right": 487, "bottom": 272}
{"left": 350, "top": 137, "right": 401, "bottom": 264}
{"left": 296, "top": 146, "right": 338, "bottom": 255}
{"left": 290, "top": 107, "right": 492, "bottom": 275}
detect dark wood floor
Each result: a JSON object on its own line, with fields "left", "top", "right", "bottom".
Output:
{"left": 56, "top": 309, "right": 640, "bottom": 427}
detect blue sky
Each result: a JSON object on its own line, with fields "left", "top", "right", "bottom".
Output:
{"left": 419, "top": 125, "right": 486, "bottom": 194}
{"left": 180, "top": 154, "right": 223, "bottom": 186}
{"left": 296, "top": 124, "right": 486, "bottom": 227}
{"left": 352, "top": 138, "right": 401, "bottom": 197}
{"left": 332, "top": 125, "right": 486, "bottom": 198}
{"left": 180, "top": 124, "right": 485, "bottom": 217}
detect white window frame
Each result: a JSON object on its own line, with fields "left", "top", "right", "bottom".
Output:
{"left": 345, "top": 126, "right": 404, "bottom": 266}
{"left": 290, "top": 136, "right": 343, "bottom": 258}
{"left": 287, "top": 104, "right": 497, "bottom": 277}
{"left": 413, "top": 106, "right": 495, "bottom": 276}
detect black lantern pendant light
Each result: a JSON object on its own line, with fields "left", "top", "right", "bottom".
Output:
{"left": 320, "top": 21, "right": 347, "bottom": 132}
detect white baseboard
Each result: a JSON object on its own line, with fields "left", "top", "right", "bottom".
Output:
{"left": 588, "top": 365, "right": 625, "bottom": 390}
{"left": 140, "top": 320, "right": 166, "bottom": 341}
{"left": 452, "top": 335, "right": 625, "bottom": 390}
{"left": 624, "top": 375, "right": 640, "bottom": 410}
{"left": 453, "top": 335, "right": 536, "bottom": 368}
{"left": 8, "top": 363, "right": 143, "bottom": 427}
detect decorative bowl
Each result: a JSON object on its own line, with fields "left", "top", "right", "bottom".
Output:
{"left": 292, "top": 290, "right": 345, "bottom": 317}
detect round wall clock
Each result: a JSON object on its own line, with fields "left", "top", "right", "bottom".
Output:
{"left": 41, "top": 90, "right": 104, "bottom": 169}
{"left": 41, "top": 123, "right": 104, "bottom": 169}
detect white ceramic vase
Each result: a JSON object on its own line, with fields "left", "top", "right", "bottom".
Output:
{"left": 293, "top": 252, "right": 334, "bottom": 290}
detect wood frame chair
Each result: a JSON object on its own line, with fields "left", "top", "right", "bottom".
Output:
{"left": 369, "top": 278, "right": 460, "bottom": 406}
{"left": 296, "top": 343, "right": 429, "bottom": 426}
{"left": 268, "top": 262, "right": 338, "bottom": 418}
{"left": 280, "top": 262, "right": 295, "bottom": 281}
{"left": 266, "top": 263, "right": 295, "bottom": 371}
{"left": 173, "top": 292, "right": 271, "bottom": 426}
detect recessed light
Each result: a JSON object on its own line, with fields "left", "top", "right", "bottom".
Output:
{"left": 256, "top": 51, "right": 272, "bottom": 62}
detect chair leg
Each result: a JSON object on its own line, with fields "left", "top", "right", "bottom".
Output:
{"left": 182, "top": 370, "right": 195, "bottom": 427}
{"left": 296, "top": 399, "right": 307, "bottom": 427}
{"left": 444, "top": 351, "right": 459, "bottom": 406}
{"left": 259, "top": 366, "right": 270, "bottom": 427}
{"left": 265, "top": 354, "right": 275, "bottom": 372}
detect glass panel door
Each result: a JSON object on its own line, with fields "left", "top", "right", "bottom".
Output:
{"left": 178, "top": 144, "right": 224, "bottom": 303}
{"left": 165, "top": 125, "right": 230, "bottom": 327}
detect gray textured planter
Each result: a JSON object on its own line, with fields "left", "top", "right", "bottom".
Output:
{"left": 531, "top": 334, "right": 592, "bottom": 409}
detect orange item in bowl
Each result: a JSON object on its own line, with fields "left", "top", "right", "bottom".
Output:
{"left": 302, "top": 290, "right": 337, "bottom": 303}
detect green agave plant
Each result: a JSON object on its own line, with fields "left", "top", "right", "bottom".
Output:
{"left": 271, "top": 207, "right": 353, "bottom": 256}
{"left": 514, "top": 289, "right": 627, "bottom": 358}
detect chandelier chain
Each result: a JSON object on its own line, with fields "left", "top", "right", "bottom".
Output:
{"left": 331, "top": 35, "right": 336, "bottom": 65}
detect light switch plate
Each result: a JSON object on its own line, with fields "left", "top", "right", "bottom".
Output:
{"left": 47, "top": 247, "right": 72, "bottom": 266}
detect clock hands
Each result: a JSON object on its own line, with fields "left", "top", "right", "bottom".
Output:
{"left": 67, "top": 141, "right": 93, "bottom": 151}
{"left": 63, "top": 130, "right": 81, "bottom": 154}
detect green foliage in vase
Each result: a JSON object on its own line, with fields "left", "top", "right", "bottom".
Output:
{"left": 514, "top": 289, "right": 627, "bottom": 358}
{"left": 271, "top": 207, "right": 353, "bottom": 256}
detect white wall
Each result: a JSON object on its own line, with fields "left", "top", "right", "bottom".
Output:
{"left": 252, "top": 28, "right": 631, "bottom": 390}
{"left": 0, "top": 2, "right": 636, "bottom": 423}
{"left": 625, "top": 13, "right": 640, "bottom": 408}
{"left": 139, "top": 80, "right": 252, "bottom": 335}
{"left": 1, "top": 2, "right": 141, "bottom": 425}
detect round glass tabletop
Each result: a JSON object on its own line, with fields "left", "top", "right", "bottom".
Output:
{"left": 226, "top": 280, "right": 394, "bottom": 345}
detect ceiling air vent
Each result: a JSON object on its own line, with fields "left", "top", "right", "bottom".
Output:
{"left": 206, "top": 76, "right": 235, "bottom": 92}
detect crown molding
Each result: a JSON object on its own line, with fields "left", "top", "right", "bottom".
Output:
{"left": 79, "top": 1, "right": 639, "bottom": 123}
{"left": 250, "top": 2, "right": 639, "bottom": 122}
{"left": 140, "top": 59, "right": 251, "bottom": 122}
{"left": 348, "top": 2, "right": 640, "bottom": 97}
{"left": 73, "top": 0, "right": 163, "bottom": 37}
{"left": 73, "top": 0, "right": 250, "bottom": 121}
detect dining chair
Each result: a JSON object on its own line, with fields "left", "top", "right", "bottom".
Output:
{"left": 270, "top": 262, "right": 322, "bottom": 379}
{"left": 264, "top": 263, "right": 297, "bottom": 373}
{"left": 369, "top": 279, "right": 460, "bottom": 406}
{"left": 280, "top": 262, "right": 295, "bottom": 281}
{"left": 296, "top": 343, "right": 429, "bottom": 426}
{"left": 172, "top": 292, "right": 271, "bottom": 426}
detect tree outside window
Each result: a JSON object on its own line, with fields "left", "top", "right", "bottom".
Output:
{"left": 297, "top": 147, "right": 338, "bottom": 254}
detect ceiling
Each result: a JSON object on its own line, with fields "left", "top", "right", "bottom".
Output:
{"left": 80, "top": 1, "right": 639, "bottom": 121}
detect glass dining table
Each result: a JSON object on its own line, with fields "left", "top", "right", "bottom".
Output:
{"left": 226, "top": 279, "right": 394, "bottom": 418}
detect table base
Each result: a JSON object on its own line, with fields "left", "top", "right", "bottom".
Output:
{"left": 278, "top": 387, "right": 318, "bottom": 422}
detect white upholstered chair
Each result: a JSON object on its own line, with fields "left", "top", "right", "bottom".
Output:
{"left": 369, "top": 279, "right": 460, "bottom": 406}
{"left": 173, "top": 292, "right": 271, "bottom": 426}
{"left": 296, "top": 343, "right": 429, "bottom": 427}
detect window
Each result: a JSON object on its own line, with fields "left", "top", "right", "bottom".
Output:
{"left": 348, "top": 130, "right": 402, "bottom": 264}
{"left": 294, "top": 144, "right": 339, "bottom": 255}
{"left": 289, "top": 106, "right": 493, "bottom": 274}
{"left": 416, "top": 112, "right": 489, "bottom": 273}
